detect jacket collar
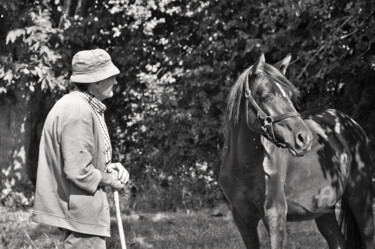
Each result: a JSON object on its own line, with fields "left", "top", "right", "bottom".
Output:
{"left": 73, "top": 88, "right": 107, "bottom": 114}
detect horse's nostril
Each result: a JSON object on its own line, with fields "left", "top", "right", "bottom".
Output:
{"left": 296, "top": 133, "right": 305, "bottom": 148}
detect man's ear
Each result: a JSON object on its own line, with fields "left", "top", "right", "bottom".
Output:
{"left": 274, "top": 53, "right": 291, "bottom": 75}
{"left": 252, "top": 53, "right": 265, "bottom": 74}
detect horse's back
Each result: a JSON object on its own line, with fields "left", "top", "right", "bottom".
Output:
{"left": 302, "top": 108, "right": 372, "bottom": 174}
{"left": 283, "top": 108, "right": 373, "bottom": 220}
{"left": 302, "top": 108, "right": 369, "bottom": 145}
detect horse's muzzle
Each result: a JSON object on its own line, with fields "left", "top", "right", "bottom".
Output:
{"left": 289, "top": 129, "right": 313, "bottom": 156}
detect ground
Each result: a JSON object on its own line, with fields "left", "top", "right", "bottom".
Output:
{"left": 1, "top": 205, "right": 336, "bottom": 249}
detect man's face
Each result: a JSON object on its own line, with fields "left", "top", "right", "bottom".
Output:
{"left": 88, "top": 76, "right": 117, "bottom": 101}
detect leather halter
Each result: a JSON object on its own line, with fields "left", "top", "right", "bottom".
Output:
{"left": 244, "top": 74, "right": 300, "bottom": 148}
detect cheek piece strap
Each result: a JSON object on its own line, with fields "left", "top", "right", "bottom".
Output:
{"left": 244, "top": 80, "right": 300, "bottom": 148}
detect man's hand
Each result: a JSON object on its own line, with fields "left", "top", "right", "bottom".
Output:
{"left": 99, "top": 171, "right": 126, "bottom": 190}
{"left": 109, "top": 172, "right": 126, "bottom": 190}
{"left": 107, "top": 162, "right": 129, "bottom": 184}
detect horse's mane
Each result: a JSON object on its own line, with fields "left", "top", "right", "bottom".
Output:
{"left": 224, "top": 63, "right": 300, "bottom": 133}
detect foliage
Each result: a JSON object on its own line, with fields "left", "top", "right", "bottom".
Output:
{"left": 0, "top": 1, "right": 68, "bottom": 94}
{"left": 1, "top": 0, "right": 375, "bottom": 210}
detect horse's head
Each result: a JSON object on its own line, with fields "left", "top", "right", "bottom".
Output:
{"left": 243, "top": 53, "right": 312, "bottom": 156}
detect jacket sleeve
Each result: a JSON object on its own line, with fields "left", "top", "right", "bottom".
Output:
{"left": 60, "top": 104, "right": 102, "bottom": 194}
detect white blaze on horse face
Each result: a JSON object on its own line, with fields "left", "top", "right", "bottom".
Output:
{"left": 275, "top": 82, "right": 289, "bottom": 98}
{"left": 275, "top": 82, "right": 295, "bottom": 109}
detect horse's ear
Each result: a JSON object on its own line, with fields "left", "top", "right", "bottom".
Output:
{"left": 253, "top": 53, "right": 265, "bottom": 74}
{"left": 274, "top": 53, "right": 291, "bottom": 75}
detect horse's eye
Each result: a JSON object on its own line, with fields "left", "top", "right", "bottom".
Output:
{"left": 261, "top": 93, "right": 273, "bottom": 101}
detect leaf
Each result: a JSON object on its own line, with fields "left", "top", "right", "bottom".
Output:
{"left": 34, "top": 66, "right": 44, "bottom": 80}
{"left": 3, "top": 70, "right": 14, "bottom": 83}
{"left": 6, "top": 29, "right": 26, "bottom": 44}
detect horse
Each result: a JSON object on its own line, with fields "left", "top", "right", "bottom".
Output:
{"left": 219, "top": 53, "right": 374, "bottom": 249}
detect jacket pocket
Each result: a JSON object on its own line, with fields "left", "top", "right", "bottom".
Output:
{"left": 68, "top": 181, "right": 107, "bottom": 225}
{"left": 68, "top": 181, "right": 79, "bottom": 211}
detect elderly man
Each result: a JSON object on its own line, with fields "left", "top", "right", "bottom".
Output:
{"left": 32, "top": 49, "right": 129, "bottom": 249}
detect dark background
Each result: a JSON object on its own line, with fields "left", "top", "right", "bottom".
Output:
{"left": 0, "top": 0, "right": 374, "bottom": 211}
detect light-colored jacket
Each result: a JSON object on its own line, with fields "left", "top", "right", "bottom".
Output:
{"left": 32, "top": 90, "right": 111, "bottom": 237}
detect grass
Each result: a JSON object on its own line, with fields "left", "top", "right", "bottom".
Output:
{"left": 0, "top": 205, "right": 334, "bottom": 249}
{"left": 108, "top": 212, "right": 246, "bottom": 249}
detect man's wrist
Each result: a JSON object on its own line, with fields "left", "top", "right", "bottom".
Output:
{"left": 99, "top": 172, "right": 114, "bottom": 187}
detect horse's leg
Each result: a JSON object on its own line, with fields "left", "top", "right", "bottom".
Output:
{"left": 315, "top": 213, "right": 346, "bottom": 249}
{"left": 339, "top": 145, "right": 373, "bottom": 248}
{"left": 262, "top": 179, "right": 287, "bottom": 249}
{"left": 231, "top": 205, "right": 261, "bottom": 249}
{"left": 262, "top": 155, "right": 288, "bottom": 249}
{"left": 343, "top": 183, "right": 374, "bottom": 248}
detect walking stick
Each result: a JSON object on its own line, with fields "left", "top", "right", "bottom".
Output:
{"left": 114, "top": 190, "right": 127, "bottom": 249}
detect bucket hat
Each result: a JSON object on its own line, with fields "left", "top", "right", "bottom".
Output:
{"left": 70, "top": 49, "right": 120, "bottom": 83}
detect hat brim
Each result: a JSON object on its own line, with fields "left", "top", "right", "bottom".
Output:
{"left": 70, "top": 63, "right": 120, "bottom": 83}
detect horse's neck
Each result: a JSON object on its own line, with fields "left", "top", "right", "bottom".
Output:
{"left": 226, "top": 116, "right": 265, "bottom": 170}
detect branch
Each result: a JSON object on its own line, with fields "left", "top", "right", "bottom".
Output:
{"left": 74, "top": 0, "right": 84, "bottom": 16}
{"left": 337, "top": 15, "right": 353, "bottom": 31}
{"left": 340, "top": 28, "right": 358, "bottom": 40}
{"left": 356, "top": 40, "right": 373, "bottom": 61}
{"left": 58, "top": 0, "right": 72, "bottom": 29}
{"left": 297, "top": 45, "right": 326, "bottom": 79}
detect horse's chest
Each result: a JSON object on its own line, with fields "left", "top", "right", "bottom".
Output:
{"left": 283, "top": 143, "right": 350, "bottom": 216}
{"left": 219, "top": 161, "right": 265, "bottom": 205}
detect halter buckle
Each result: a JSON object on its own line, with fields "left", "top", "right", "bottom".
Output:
{"left": 263, "top": 116, "right": 273, "bottom": 126}
{"left": 245, "top": 89, "right": 251, "bottom": 99}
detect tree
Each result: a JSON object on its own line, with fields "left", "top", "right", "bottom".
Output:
{"left": 1, "top": 0, "right": 374, "bottom": 210}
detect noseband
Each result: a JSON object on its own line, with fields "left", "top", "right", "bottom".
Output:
{"left": 244, "top": 75, "right": 300, "bottom": 148}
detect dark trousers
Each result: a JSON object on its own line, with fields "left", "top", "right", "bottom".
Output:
{"left": 63, "top": 230, "right": 106, "bottom": 249}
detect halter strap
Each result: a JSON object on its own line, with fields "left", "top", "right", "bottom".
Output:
{"left": 244, "top": 75, "right": 300, "bottom": 147}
